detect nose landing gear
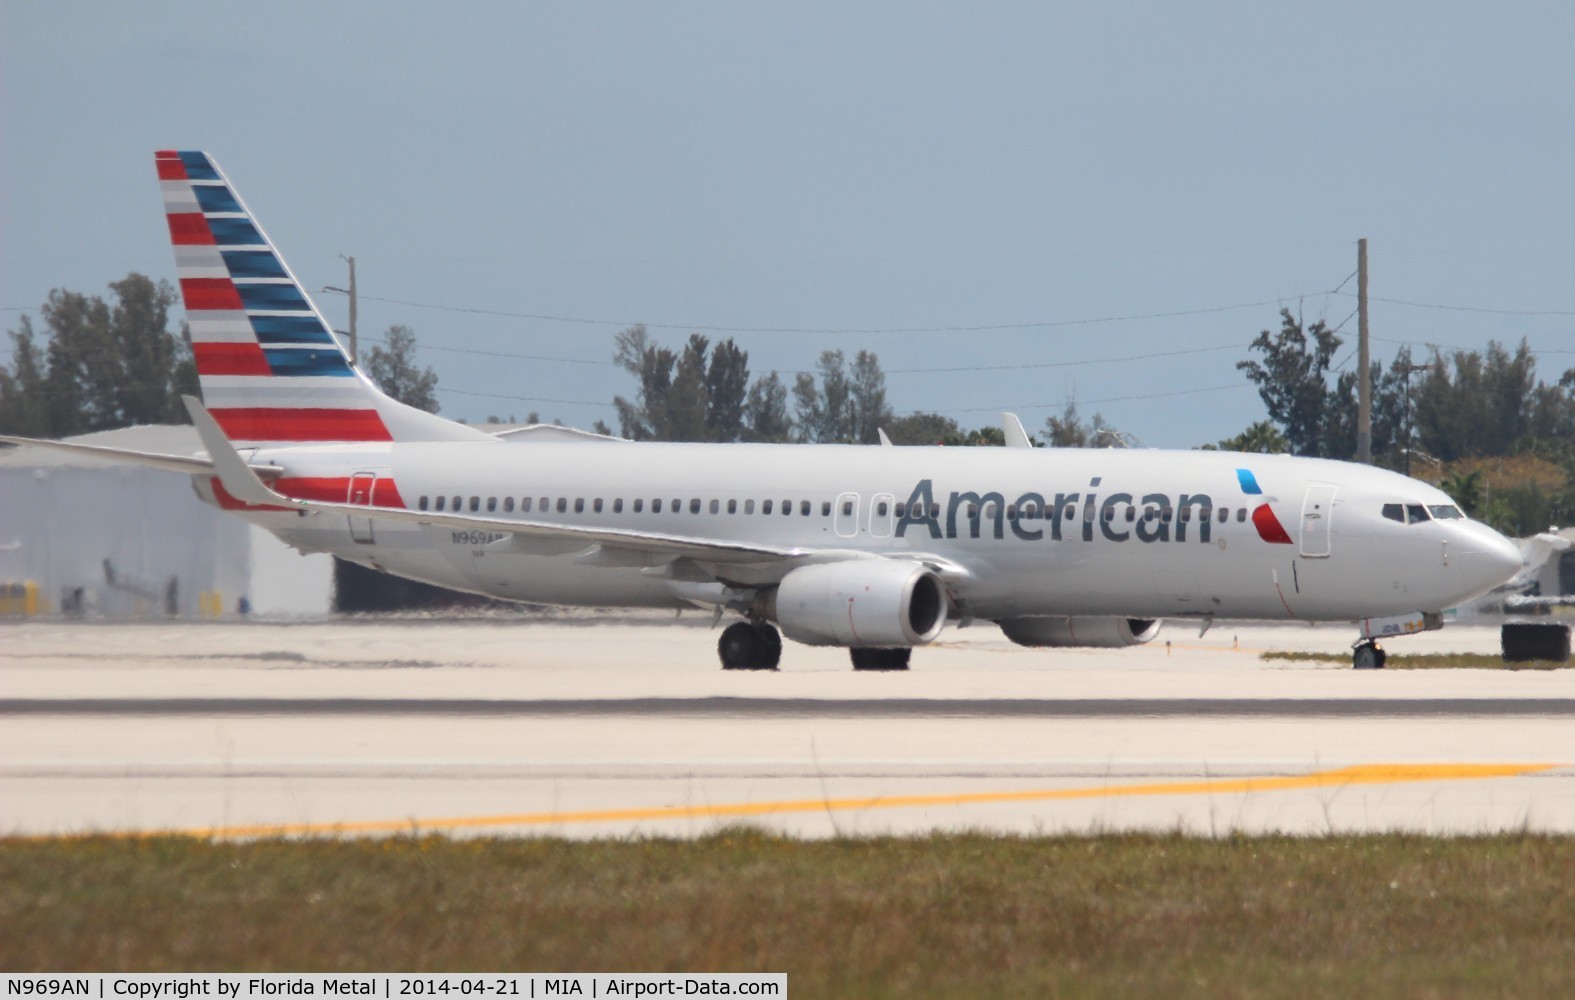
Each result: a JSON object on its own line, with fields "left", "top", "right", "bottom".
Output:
{"left": 1352, "top": 640, "right": 1387, "bottom": 670}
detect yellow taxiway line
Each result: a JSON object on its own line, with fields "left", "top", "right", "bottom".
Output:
{"left": 129, "top": 761, "right": 1558, "bottom": 839}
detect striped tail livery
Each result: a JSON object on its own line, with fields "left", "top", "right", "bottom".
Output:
{"left": 155, "top": 150, "right": 482, "bottom": 448}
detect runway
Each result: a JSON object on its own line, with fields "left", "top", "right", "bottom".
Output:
{"left": 3, "top": 615, "right": 1573, "bottom": 838}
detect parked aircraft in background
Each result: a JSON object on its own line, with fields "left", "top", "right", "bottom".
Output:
{"left": 0, "top": 152, "right": 1525, "bottom": 670}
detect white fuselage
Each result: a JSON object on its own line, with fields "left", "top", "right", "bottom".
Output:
{"left": 201, "top": 440, "right": 1520, "bottom": 624}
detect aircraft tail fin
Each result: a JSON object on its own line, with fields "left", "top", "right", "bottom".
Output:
{"left": 155, "top": 150, "right": 486, "bottom": 447}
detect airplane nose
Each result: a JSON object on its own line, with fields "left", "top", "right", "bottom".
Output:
{"left": 1463, "top": 524, "right": 1523, "bottom": 593}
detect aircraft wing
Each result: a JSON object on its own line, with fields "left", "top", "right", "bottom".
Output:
{"left": 1, "top": 432, "right": 219, "bottom": 476}
{"left": 0, "top": 432, "right": 286, "bottom": 478}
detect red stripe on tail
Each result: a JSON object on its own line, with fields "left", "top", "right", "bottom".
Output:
{"left": 210, "top": 408, "right": 393, "bottom": 442}
{"left": 166, "top": 213, "right": 215, "bottom": 245}
{"left": 193, "top": 342, "right": 271, "bottom": 376}
{"left": 180, "top": 277, "right": 244, "bottom": 311}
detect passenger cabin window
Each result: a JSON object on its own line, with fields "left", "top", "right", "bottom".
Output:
{"left": 504, "top": 497, "right": 514, "bottom": 513}
{"left": 593, "top": 498, "right": 603, "bottom": 513}
{"left": 652, "top": 499, "right": 663, "bottom": 513}
{"left": 556, "top": 498, "right": 567, "bottom": 514}
{"left": 1236, "top": 508, "right": 1247, "bottom": 522}
{"left": 801, "top": 500, "right": 811, "bottom": 516}
{"left": 521, "top": 497, "right": 532, "bottom": 513}
{"left": 691, "top": 499, "right": 702, "bottom": 514}
{"left": 877, "top": 501, "right": 890, "bottom": 517}
{"left": 763, "top": 500, "right": 774, "bottom": 515}
{"left": 822, "top": 501, "right": 832, "bottom": 516}
{"left": 574, "top": 498, "right": 584, "bottom": 513}
{"left": 418, "top": 496, "right": 430, "bottom": 511}
{"left": 710, "top": 499, "right": 720, "bottom": 514}
{"left": 842, "top": 501, "right": 854, "bottom": 516}
{"left": 632, "top": 499, "right": 643, "bottom": 513}
{"left": 434, "top": 496, "right": 446, "bottom": 512}
{"left": 782, "top": 499, "right": 791, "bottom": 515}
{"left": 728, "top": 500, "right": 737, "bottom": 514}
{"left": 613, "top": 498, "right": 623, "bottom": 513}
{"left": 1216, "top": 507, "right": 1227, "bottom": 523}
{"left": 486, "top": 497, "right": 497, "bottom": 513}
{"left": 672, "top": 498, "right": 681, "bottom": 513}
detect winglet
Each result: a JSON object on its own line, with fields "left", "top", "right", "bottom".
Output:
{"left": 1001, "top": 412, "right": 1033, "bottom": 449}
{"left": 183, "top": 394, "right": 297, "bottom": 508}
{"left": 877, "top": 428, "right": 893, "bottom": 447}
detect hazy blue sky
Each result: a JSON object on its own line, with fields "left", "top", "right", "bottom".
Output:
{"left": 3, "top": 2, "right": 1571, "bottom": 446}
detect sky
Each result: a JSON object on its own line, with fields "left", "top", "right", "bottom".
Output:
{"left": 3, "top": 1, "right": 1572, "bottom": 447}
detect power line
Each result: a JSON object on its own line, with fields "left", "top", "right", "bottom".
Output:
{"left": 886, "top": 343, "right": 1241, "bottom": 375}
{"left": 329, "top": 290, "right": 1298, "bottom": 336}
{"left": 1334, "top": 291, "right": 1574, "bottom": 317}
{"left": 945, "top": 382, "right": 1253, "bottom": 415}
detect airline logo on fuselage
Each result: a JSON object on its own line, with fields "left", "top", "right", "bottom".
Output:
{"left": 894, "top": 469, "right": 1293, "bottom": 545}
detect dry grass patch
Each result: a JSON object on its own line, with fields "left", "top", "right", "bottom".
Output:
{"left": 4, "top": 832, "right": 1575, "bottom": 997}
{"left": 1261, "top": 650, "right": 1568, "bottom": 669}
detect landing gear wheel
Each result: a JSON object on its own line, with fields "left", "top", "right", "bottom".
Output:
{"left": 719, "top": 621, "right": 782, "bottom": 671}
{"left": 1352, "top": 641, "right": 1386, "bottom": 670}
{"left": 850, "top": 647, "right": 911, "bottom": 671}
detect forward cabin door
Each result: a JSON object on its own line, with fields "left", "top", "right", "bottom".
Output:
{"left": 347, "top": 471, "right": 376, "bottom": 544}
{"left": 1299, "top": 484, "right": 1337, "bottom": 558}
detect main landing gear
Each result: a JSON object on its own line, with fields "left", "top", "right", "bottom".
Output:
{"left": 1352, "top": 640, "right": 1387, "bottom": 670}
{"left": 717, "top": 621, "right": 914, "bottom": 671}
{"left": 718, "top": 620, "right": 783, "bottom": 670}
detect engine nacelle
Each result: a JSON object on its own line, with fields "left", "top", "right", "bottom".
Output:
{"left": 996, "top": 616, "right": 1162, "bottom": 648}
{"left": 768, "top": 561, "right": 947, "bottom": 647}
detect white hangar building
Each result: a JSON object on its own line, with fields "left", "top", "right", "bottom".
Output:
{"left": 0, "top": 425, "right": 332, "bottom": 618}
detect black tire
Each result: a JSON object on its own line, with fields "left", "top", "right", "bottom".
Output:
{"left": 719, "top": 621, "right": 781, "bottom": 670}
{"left": 851, "top": 647, "right": 911, "bottom": 671}
{"left": 1353, "top": 642, "right": 1384, "bottom": 670}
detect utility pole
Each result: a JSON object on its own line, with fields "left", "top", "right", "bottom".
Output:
{"left": 1356, "top": 238, "right": 1371, "bottom": 464}
{"left": 324, "top": 256, "right": 358, "bottom": 365}
{"left": 343, "top": 254, "right": 358, "bottom": 365}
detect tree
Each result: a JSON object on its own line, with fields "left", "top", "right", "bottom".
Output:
{"left": 792, "top": 349, "right": 891, "bottom": 444}
{"left": 885, "top": 411, "right": 960, "bottom": 445}
{"left": 1, "top": 274, "right": 195, "bottom": 436}
{"left": 742, "top": 371, "right": 793, "bottom": 442}
{"left": 612, "top": 326, "right": 757, "bottom": 442}
{"left": 1413, "top": 340, "right": 1556, "bottom": 462}
{"left": 1042, "top": 399, "right": 1125, "bottom": 448}
{"left": 363, "top": 324, "right": 439, "bottom": 413}
{"left": 0, "top": 317, "right": 49, "bottom": 436}
{"left": 1236, "top": 308, "right": 1342, "bottom": 457}
{"left": 1207, "top": 420, "right": 1289, "bottom": 454}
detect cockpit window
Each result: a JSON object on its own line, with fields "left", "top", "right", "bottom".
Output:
{"left": 1405, "top": 504, "right": 1430, "bottom": 524}
{"left": 1382, "top": 503, "right": 1404, "bottom": 523}
{"left": 1429, "top": 504, "right": 1464, "bottom": 520}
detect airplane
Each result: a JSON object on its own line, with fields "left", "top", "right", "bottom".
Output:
{"left": 0, "top": 150, "right": 1526, "bottom": 671}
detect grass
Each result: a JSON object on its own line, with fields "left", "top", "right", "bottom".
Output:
{"left": 5, "top": 832, "right": 1575, "bottom": 997}
{"left": 1261, "top": 650, "right": 1570, "bottom": 669}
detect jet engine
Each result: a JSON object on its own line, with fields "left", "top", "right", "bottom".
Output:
{"left": 996, "top": 616, "right": 1161, "bottom": 648}
{"left": 767, "top": 561, "right": 947, "bottom": 647}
